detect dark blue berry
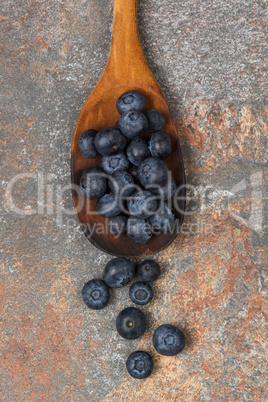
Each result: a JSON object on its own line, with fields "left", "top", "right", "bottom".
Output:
{"left": 116, "top": 91, "right": 146, "bottom": 115}
{"left": 116, "top": 307, "right": 146, "bottom": 339}
{"left": 149, "top": 204, "right": 175, "bottom": 232}
{"left": 82, "top": 279, "right": 110, "bottom": 310}
{"left": 126, "top": 217, "right": 152, "bottom": 245}
{"left": 128, "top": 165, "right": 139, "bottom": 182}
{"left": 103, "top": 258, "right": 135, "bottom": 288}
{"left": 149, "top": 131, "right": 171, "bottom": 159}
{"left": 126, "top": 138, "right": 149, "bottom": 166}
{"left": 129, "top": 282, "right": 153, "bottom": 305}
{"left": 108, "top": 215, "right": 128, "bottom": 236}
{"left": 148, "top": 174, "right": 176, "bottom": 200}
{"left": 137, "top": 260, "right": 161, "bottom": 283}
{"left": 80, "top": 168, "right": 107, "bottom": 199}
{"left": 108, "top": 171, "right": 135, "bottom": 197}
{"left": 153, "top": 324, "right": 185, "bottom": 356}
{"left": 118, "top": 111, "right": 148, "bottom": 139}
{"left": 137, "top": 157, "right": 168, "bottom": 189}
{"left": 94, "top": 127, "right": 126, "bottom": 156}
{"left": 144, "top": 109, "right": 165, "bottom": 132}
{"left": 126, "top": 351, "right": 153, "bottom": 379}
{"left": 78, "top": 129, "right": 98, "bottom": 158}
{"left": 127, "top": 190, "right": 158, "bottom": 219}
{"left": 99, "top": 152, "right": 129, "bottom": 175}
{"left": 96, "top": 193, "right": 121, "bottom": 218}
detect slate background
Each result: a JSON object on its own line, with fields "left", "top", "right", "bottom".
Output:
{"left": 1, "top": 0, "right": 267, "bottom": 400}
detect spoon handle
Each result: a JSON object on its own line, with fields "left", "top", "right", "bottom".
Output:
{"left": 111, "top": 0, "right": 139, "bottom": 52}
{"left": 101, "top": 0, "right": 156, "bottom": 87}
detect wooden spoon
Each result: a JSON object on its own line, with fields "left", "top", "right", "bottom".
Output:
{"left": 71, "top": 0, "right": 186, "bottom": 257}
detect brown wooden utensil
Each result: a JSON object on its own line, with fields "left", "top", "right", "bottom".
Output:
{"left": 71, "top": 0, "right": 186, "bottom": 257}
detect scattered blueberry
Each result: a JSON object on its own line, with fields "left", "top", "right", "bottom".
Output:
{"left": 108, "top": 215, "right": 128, "bottom": 236}
{"left": 148, "top": 131, "right": 171, "bottom": 159}
{"left": 144, "top": 109, "right": 165, "bottom": 132}
{"left": 129, "top": 281, "right": 153, "bottom": 305}
{"left": 126, "top": 138, "right": 150, "bottom": 166}
{"left": 148, "top": 174, "right": 176, "bottom": 200}
{"left": 138, "top": 157, "right": 168, "bottom": 189}
{"left": 153, "top": 324, "right": 185, "bottom": 356}
{"left": 103, "top": 257, "right": 135, "bottom": 288}
{"left": 82, "top": 279, "right": 110, "bottom": 310}
{"left": 99, "top": 152, "right": 129, "bottom": 175}
{"left": 126, "top": 217, "right": 152, "bottom": 244}
{"left": 127, "top": 190, "right": 158, "bottom": 219}
{"left": 126, "top": 351, "right": 153, "bottom": 379}
{"left": 108, "top": 171, "right": 135, "bottom": 197}
{"left": 137, "top": 260, "right": 161, "bottom": 283}
{"left": 96, "top": 193, "right": 122, "bottom": 218}
{"left": 78, "top": 92, "right": 188, "bottom": 379}
{"left": 94, "top": 127, "right": 126, "bottom": 156}
{"left": 149, "top": 203, "right": 175, "bottom": 232}
{"left": 116, "top": 91, "right": 146, "bottom": 115}
{"left": 118, "top": 111, "right": 148, "bottom": 139}
{"left": 78, "top": 129, "right": 98, "bottom": 158}
{"left": 116, "top": 307, "right": 146, "bottom": 339}
{"left": 80, "top": 168, "right": 107, "bottom": 199}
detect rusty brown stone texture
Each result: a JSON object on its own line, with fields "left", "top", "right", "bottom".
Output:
{"left": 0, "top": 0, "right": 267, "bottom": 400}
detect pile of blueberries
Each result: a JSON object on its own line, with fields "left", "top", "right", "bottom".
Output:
{"left": 78, "top": 90, "right": 176, "bottom": 244}
{"left": 82, "top": 257, "right": 185, "bottom": 379}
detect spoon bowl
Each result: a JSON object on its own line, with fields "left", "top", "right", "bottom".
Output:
{"left": 71, "top": 0, "right": 185, "bottom": 257}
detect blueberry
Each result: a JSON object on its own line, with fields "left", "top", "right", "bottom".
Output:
{"left": 103, "top": 257, "right": 135, "bottom": 288}
{"left": 78, "top": 129, "right": 98, "bottom": 158}
{"left": 126, "top": 351, "right": 153, "bottom": 379}
{"left": 137, "top": 157, "right": 168, "bottom": 189}
{"left": 144, "top": 110, "right": 165, "bottom": 132}
{"left": 148, "top": 174, "right": 176, "bottom": 200}
{"left": 99, "top": 152, "right": 129, "bottom": 175}
{"left": 118, "top": 111, "right": 148, "bottom": 139}
{"left": 82, "top": 279, "right": 110, "bottom": 310}
{"left": 126, "top": 138, "right": 150, "bottom": 166}
{"left": 116, "top": 91, "right": 146, "bottom": 115}
{"left": 80, "top": 168, "right": 107, "bottom": 199}
{"left": 94, "top": 127, "right": 126, "bottom": 156}
{"left": 116, "top": 307, "right": 146, "bottom": 339}
{"left": 96, "top": 193, "right": 122, "bottom": 218}
{"left": 149, "top": 203, "right": 175, "bottom": 232}
{"left": 153, "top": 324, "right": 185, "bottom": 356}
{"left": 137, "top": 260, "right": 161, "bottom": 283}
{"left": 126, "top": 217, "right": 152, "bottom": 245}
{"left": 109, "top": 171, "right": 135, "bottom": 197}
{"left": 108, "top": 215, "right": 128, "bottom": 236}
{"left": 148, "top": 131, "right": 171, "bottom": 159}
{"left": 128, "top": 165, "right": 139, "bottom": 182}
{"left": 129, "top": 282, "right": 153, "bottom": 305}
{"left": 127, "top": 190, "right": 158, "bottom": 219}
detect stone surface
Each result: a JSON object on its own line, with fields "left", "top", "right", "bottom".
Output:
{"left": 0, "top": 0, "right": 267, "bottom": 400}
